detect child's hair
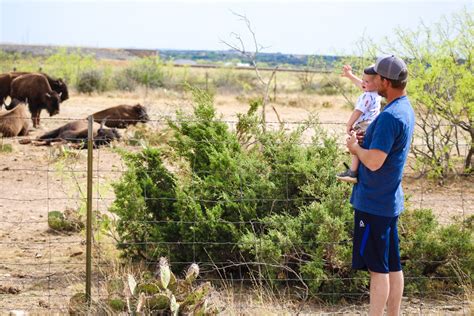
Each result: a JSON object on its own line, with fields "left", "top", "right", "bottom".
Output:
{"left": 363, "top": 66, "right": 376, "bottom": 75}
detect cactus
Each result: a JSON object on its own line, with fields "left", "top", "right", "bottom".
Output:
{"left": 185, "top": 263, "right": 199, "bottom": 284}
{"left": 158, "top": 257, "right": 171, "bottom": 289}
{"left": 48, "top": 209, "right": 84, "bottom": 232}
{"left": 102, "top": 257, "right": 218, "bottom": 314}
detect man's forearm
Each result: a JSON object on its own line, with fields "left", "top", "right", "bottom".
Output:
{"left": 350, "top": 144, "right": 387, "bottom": 171}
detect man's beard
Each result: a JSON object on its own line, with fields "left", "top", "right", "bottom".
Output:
{"left": 377, "top": 89, "right": 387, "bottom": 98}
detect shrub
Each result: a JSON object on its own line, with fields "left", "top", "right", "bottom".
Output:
{"left": 316, "top": 75, "right": 342, "bottom": 95}
{"left": 112, "top": 68, "right": 138, "bottom": 91}
{"left": 213, "top": 68, "right": 259, "bottom": 93}
{"left": 126, "top": 56, "right": 164, "bottom": 88}
{"left": 110, "top": 146, "right": 179, "bottom": 260}
{"left": 43, "top": 48, "right": 97, "bottom": 85}
{"left": 76, "top": 69, "right": 104, "bottom": 94}
{"left": 110, "top": 86, "right": 348, "bottom": 285}
{"left": 399, "top": 209, "right": 473, "bottom": 295}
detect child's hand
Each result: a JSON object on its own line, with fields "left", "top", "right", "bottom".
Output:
{"left": 356, "top": 130, "right": 365, "bottom": 145}
{"left": 346, "top": 126, "right": 353, "bottom": 136}
{"left": 341, "top": 65, "right": 352, "bottom": 78}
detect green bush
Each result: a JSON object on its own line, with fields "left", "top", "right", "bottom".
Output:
{"left": 112, "top": 68, "right": 138, "bottom": 91}
{"left": 76, "top": 69, "right": 104, "bottom": 94}
{"left": 316, "top": 75, "right": 342, "bottom": 95}
{"left": 213, "top": 68, "right": 259, "bottom": 93}
{"left": 126, "top": 56, "right": 164, "bottom": 88}
{"left": 110, "top": 86, "right": 350, "bottom": 289}
{"left": 399, "top": 209, "right": 473, "bottom": 295}
{"left": 110, "top": 146, "right": 179, "bottom": 260}
{"left": 43, "top": 48, "right": 97, "bottom": 85}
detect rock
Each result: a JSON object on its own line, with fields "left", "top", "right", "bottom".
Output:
{"left": 38, "top": 300, "right": 49, "bottom": 308}
{"left": 0, "top": 285, "right": 21, "bottom": 294}
{"left": 70, "top": 251, "right": 83, "bottom": 257}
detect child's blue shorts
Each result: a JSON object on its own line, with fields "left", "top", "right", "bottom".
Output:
{"left": 352, "top": 209, "right": 402, "bottom": 273}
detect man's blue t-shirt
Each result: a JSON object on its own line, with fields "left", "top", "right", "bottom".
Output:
{"left": 350, "top": 95, "right": 415, "bottom": 217}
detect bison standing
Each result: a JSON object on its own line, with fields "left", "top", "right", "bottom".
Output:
{"left": 0, "top": 73, "right": 14, "bottom": 107}
{"left": 9, "top": 73, "right": 61, "bottom": 128}
{"left": 0, "top": 103, "right": 31, "bottom": 137}
{"left": 10, "top": 72, "right": 69, "bottom": 102}
{"left": 0, "top": 72, "right": 69, "bottom": 109}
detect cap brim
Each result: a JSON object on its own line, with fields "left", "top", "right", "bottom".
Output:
{"left": 364, "top": 66, "right": 377, "bottom": 75}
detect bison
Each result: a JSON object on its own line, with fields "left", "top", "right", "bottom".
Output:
{"left": 32, "top": 119, "right": 121, "bottom": 148}
{"left": 0, "top": 73, "right": 14, "bottom": 107}
{"left": 1, "top": 72, "right": 69, "bottom": 108}
{"left": 91, "top": 104, "right": 149, "bottom": 128}
{"left": 0, "top": 103, "right": 30, "bottom": 137}
{"left": 10, "top": 72, "right": 69, "bottom": 102}
{"left": 8, "top": 73, "right": 61, "bottom": 128}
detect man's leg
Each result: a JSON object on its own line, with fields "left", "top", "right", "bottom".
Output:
{"left": 387, "top": 270, "right": 404, "bottom": 316}
{"left": 387, "top": 216, "right": 403, "bottom": 316}
{"left": 369, "top": 271, "right": 389, "bottom": 316}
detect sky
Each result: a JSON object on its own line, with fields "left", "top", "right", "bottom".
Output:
{"left": 0, "top": 0, "right": 471, "bottom": 55}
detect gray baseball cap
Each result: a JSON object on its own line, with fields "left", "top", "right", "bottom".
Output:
{"left": 364, "top": 55, "right": 408, "bottom": 80}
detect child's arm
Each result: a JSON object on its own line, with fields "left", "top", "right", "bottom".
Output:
{"left": 346, "top": 110, "right": 363, "bottom": 135}
{"left": 341, "top": 65, "right": 363, "bottom": 90}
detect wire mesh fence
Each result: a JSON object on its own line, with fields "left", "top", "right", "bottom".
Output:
{"left": 0, "top": 117, "right": 472, "bottom": 314}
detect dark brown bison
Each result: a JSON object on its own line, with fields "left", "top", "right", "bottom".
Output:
{"left": 91, "top": 104, "right": 149, "bottom": 128}
{"left": 10, "top": 72, "right": 69, "bottom": 102}
{"left": 8, "top": 73, "right": 61, "bottom": 128}
{"left": 0, "top": 103, "right": 30, "bottom": 137}
{"left": 1, "top": 72, "right": 69, "bottom": 108}
{"left": 33, "top": 119, "right": 121, "bottom": 148}
{"left": 0, "top": 73, "right": 14, "bottom": 106}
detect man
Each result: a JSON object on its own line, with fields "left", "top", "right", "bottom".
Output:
{"left": 345, "top": 55, "right": 415, "bottom": 316}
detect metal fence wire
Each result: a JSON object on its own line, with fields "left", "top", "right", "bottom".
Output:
{"left": 0, "top": 117, "right": 472, "bottom": 314}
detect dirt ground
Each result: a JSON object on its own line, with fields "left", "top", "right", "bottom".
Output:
{"left": 0, "top": 90, "right": 472, "bottom": 314}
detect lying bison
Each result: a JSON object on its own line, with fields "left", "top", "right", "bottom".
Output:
{"left": 31, "top": 119, "right": 121, "bottom": 148}
{"left": 0, "top": 103, "right": 30, "bottom": 137}
{"left": 8, "top": 73, "right": 61, "bottom": 128}
{"left": 91, "top": 104, "right": 149, "bottom": 128}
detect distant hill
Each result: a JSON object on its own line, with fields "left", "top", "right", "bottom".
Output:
{"left": 0, "top": 43, "right": 146, "bottom": 60}
{"left": 158, "top": 49, "right": 341, "bottom": 68}
{"left": 0, "top": 43, "right": 342, "bottom": 69}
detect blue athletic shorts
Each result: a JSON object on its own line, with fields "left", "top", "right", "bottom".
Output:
{"left": 352, "top": 209, "right": 402, "bottom": 273}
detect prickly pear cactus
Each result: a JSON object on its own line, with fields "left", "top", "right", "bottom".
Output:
{"left": 104, "top": 257, "right": 219, "bottom": 314}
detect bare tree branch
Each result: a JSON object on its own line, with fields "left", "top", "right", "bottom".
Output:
{"left": 221, "top": 11, "right": 282, "bottom": 130}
